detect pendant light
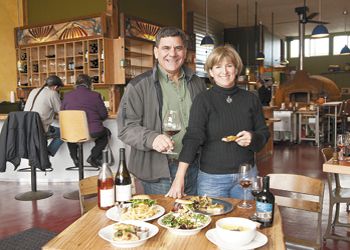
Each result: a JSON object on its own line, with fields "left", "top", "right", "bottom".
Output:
{"left": 256, "top": 21, "right": 265, "bottom": 61}
{"left": 311, "top": 0, "right": 329, "bottom": 38}
{"left": 340, "top": 10, "right": 350, "bottom": 55}
{"left": 200, "top": 0, "right": 214, "bottom": 47}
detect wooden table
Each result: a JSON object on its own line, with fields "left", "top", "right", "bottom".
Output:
{"left": 323, "top": 159, "right": 350, "bottom": 175}
{"left": 43, "top": 195, "right": 285, "bottom": 250}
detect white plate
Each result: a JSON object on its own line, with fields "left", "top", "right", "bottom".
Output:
{"left": 106, "top": 205, "right": 165, "bottom": 222}
{"left": 205, "top": 228, "right": 268, "bottom": 250}
{"left": 98, "top": 220, "right": 159, "bottom": 248}
{"left": 157, "top": 212, "right": 211, "bottom": 236}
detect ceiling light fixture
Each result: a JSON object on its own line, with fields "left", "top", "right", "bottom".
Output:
{"left": 200, "top": 0, "right": 214, "bottom": 47}
{"left": 340, "top": 10, "right": 350, "bottom": 55}
{"left": 311, "top": 0, "right": 329, "bottom": 38}
{"left": 256, "top": 21, "right": 265, "bottom": 61}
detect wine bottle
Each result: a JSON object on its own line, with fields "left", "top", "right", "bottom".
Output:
{"left": 255, "top": 176, "right": 275, "bottom": 228}
{"left": 115, "top": 148, "right": 132, "bottom": 202}
{"left": 98, "top": 149, "right": 115, "bottom": 210}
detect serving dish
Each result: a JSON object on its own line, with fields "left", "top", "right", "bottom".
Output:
{"left": 206, "top": 229, "right": 268, "bottom": 250}
{"left": 157, "top": 211, "right": 211, "bottom": 236}
{"left": 98, "top": 220, "right": 158, "bottom": 248}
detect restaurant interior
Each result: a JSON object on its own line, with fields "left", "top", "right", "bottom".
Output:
{"left": 1, "top": 0, "right": 350, "bottom": 249}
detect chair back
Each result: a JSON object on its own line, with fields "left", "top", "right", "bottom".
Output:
{"left": 321, "top": 147, "right": 333, "bottom": 162}
{"left": 268, "top": 173, "right": 325, "bottom": 249}
{"left": 79, "top": 175, "right": 98, "bottom": 215}
{"left": 321, "top": 147, "right": 341, "bottom": 191}
{"left": 59, "top": 110, "right": 90, "bottom": 143}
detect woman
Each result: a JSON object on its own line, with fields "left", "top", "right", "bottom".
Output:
{"left": 166, "top": 45, "right": 270, "bottom": 199}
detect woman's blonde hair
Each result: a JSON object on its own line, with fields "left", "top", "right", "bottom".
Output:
{"left": 204, "top": 45, "right": 243, "bottom": 81}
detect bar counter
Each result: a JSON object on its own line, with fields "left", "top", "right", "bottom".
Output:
{"left": 0, "top": 115, "right": 123, "bottom": 182}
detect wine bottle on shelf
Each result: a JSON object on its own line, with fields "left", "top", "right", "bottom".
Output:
{"left": 97, "top": 149, "right": 115, "bottom": 210}
{"left": 115, "top": 148, "right": 132, "bottom": 203}
{"left": 255, "top": 176, "right": 275, "bottom": 228}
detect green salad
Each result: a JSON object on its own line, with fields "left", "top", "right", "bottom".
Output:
{"left": 161, "top": 211, "right": 209, "bottom": 229}
{"left": 130, "top": 199, "right": 156, "bottom": 208}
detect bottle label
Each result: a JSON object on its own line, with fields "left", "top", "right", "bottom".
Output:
{"left": 115, "top": 184, "right": 132, "bottom": 202}
{"left": 256, "top": 201, "right": 273, "bottom": 222}
{"left": 99, "top": 189, "right": 115, "bottom": 207}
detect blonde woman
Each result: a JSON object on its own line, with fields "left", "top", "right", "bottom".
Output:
{"left": 167, "top": 45, "right": 270, "bottom": 199}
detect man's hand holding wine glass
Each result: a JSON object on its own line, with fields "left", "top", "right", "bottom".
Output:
{"left": 152, "top": 134, "right": 174, "bottom": 153}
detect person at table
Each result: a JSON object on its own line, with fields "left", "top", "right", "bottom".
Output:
{"left": 24, "top": 75, "right": 64, "bottom": 156}
{"left": 61, "top": 74, "right": 109, "bottom": 167}
{"left": 117, "top": 26, "right": 206, "bottom": 195}
{"left": 166, "top": 45, "right": 270, "bottom": 199}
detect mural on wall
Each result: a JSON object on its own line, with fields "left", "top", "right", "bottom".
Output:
{"left": 125, "top": 16, "right": 160, "bottom": 42}
{"left": 16, "top": 17, "right": 102, "bottom": 46}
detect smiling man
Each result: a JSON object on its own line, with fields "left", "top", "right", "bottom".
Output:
{"left": 117, "top": 27, "right": 206, "bottom": 195}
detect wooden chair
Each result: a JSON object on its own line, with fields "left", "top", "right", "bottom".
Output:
{"left": 79, "top": 175, "right": 98, "bottom": 215}
{"left": 268, "top": 173, "right": 325, "bottom": 249}
{"left": 321, "top": 147, "right": 350, "bottom": 242}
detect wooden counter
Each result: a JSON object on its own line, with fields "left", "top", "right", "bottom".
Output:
{"left": 0, "top": 112, "right": 116, "bottom": 121}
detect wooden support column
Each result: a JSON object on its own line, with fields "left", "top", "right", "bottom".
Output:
{"left": 182, "top": 0, "right": 186, "bottom": 31}
{"left": 106, "top": 0, "right": 119, "bottom": 38}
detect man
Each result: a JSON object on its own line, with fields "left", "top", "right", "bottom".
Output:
{"left": 117, "top": 27, "right": 206, "bottom": 195}
{"left": 24, "top": 75, "right": 64, "bottom": 156}
{"left": 61, "top": 74, "right": 109, "bottom": 167}
{"left": 256, "top": 78, "right": 272, "bottom": 106}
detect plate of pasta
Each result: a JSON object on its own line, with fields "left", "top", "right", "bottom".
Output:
{"left": 98, "top": 220, "right": 159, "bottom": 248}
{"left": 106, "top": 197, "right": 165, "bottom": 222}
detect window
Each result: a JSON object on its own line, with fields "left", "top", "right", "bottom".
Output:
{"left": 333, "top": 35, "right": 350, "bottom": 55}
{"left": 308, "top": 38, "right": 329, "bottom": 56}
{"left": 290, "top": 39, "right": 299, "bottom": 58}
{"left": 289, "top": 37, "right": 329, "bottom": 58}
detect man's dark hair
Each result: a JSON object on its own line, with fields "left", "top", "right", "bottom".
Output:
{"left": 155, "top": 27, "right": 187, "bottom": 48}
{"left": 75, "top": 74, "right": 92, "bottom": 88}
{"left": 45, "top": 75, "right": 63, "bottom": 87}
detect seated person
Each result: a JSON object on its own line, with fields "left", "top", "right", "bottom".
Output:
{"left": 256, "top": 78, "right": 272, "bottom": 106}
{"left": 61, "top": 74, "right": 110, "bottom": 167}
{"left": 24, "top": 75, "right": 64, "bottom": 156}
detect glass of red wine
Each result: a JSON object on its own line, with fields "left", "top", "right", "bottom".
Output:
{"left": 237, "top": 163, "right": 253, "bottom": 209}
{"left": 162, "top": 110, "right": 182, "bottom": 155}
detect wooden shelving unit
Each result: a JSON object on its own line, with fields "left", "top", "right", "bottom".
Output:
{"left": 124, "top": 38, "right": 154, "bottom": 81}
{"left": 16, "top": 38, "right": 117, "bottom": 86}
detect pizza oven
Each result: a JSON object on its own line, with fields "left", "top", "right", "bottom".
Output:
{"left": 274, "top": 70, "right": 341, "bottom": 107}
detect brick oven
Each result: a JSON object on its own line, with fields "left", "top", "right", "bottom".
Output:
{"left": 275, "top": 70, "right": 341, "bottom": 107}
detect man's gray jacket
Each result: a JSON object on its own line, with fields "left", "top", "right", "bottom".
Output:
{"left": 117, "top": 66, "right": 206, "bottom": 181}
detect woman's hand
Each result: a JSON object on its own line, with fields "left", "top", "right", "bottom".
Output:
{"left": 165, "top": 176, "right": 186, "bottom": 199}
{"left": 165, "top": 162, "right": 189, "bottom": 198}
{"left": 235, "top": 130, "right": 252, "bottom": 147}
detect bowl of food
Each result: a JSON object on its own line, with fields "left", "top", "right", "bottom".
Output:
{"left": 158, "top": 210, "right": 211, "bottom": 236}
{"left": 98, "top": 220, "right": 159, "bottom": 248}
{"left": 215, "top": 217, "right": 257, "bottom": 246}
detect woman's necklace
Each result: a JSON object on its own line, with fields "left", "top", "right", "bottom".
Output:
{"left": 226, "top": 96, "right": 232, "bottom": 103}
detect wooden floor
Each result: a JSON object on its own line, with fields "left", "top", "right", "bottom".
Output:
{"left": 0, "top": 142, "right": 350, "bottom": 249}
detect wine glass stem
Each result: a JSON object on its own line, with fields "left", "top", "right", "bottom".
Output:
{"left": 243, "top": 188, "right": 247, "bottom": 205}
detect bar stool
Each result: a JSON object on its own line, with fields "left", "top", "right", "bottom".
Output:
{"left": 59, "top": 110, "right": 94, "bottom": 200}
